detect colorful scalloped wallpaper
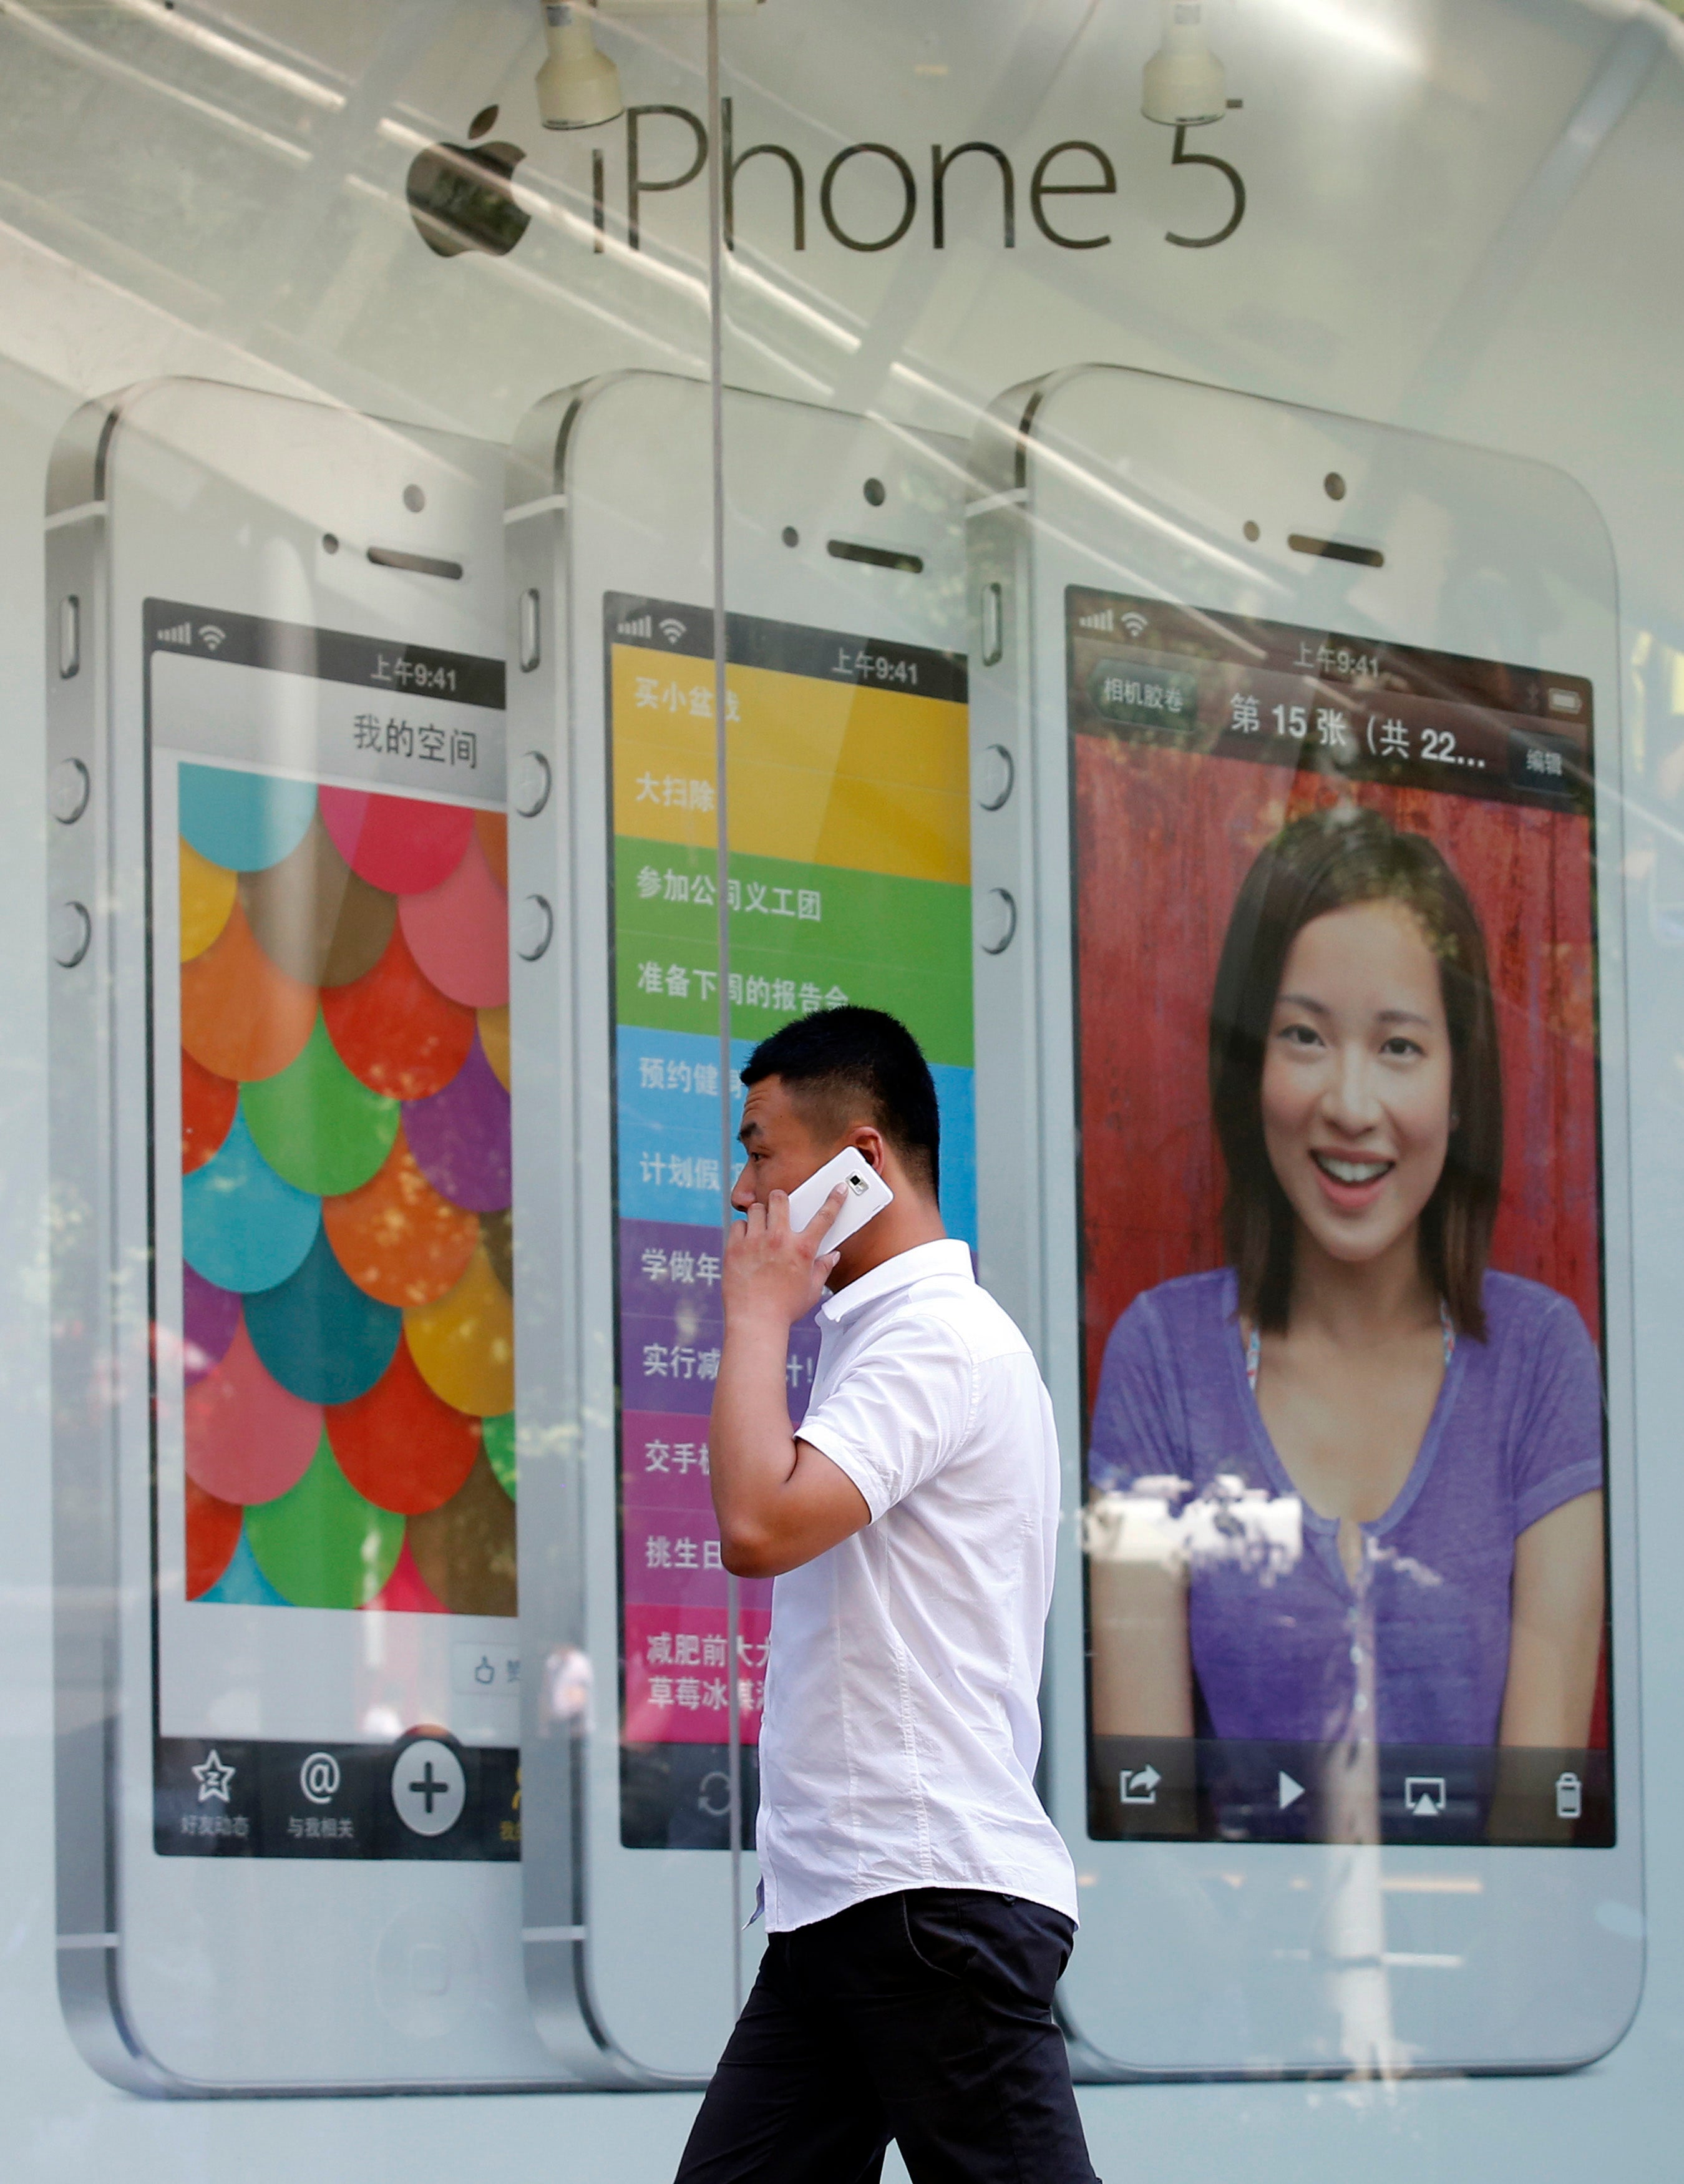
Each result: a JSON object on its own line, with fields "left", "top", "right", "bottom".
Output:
{"left": 176, "top": 763, "right": 515, "bottom": 1617}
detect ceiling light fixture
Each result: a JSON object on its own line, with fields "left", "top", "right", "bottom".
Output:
{"left": 535, "top": 0, "right": 624, "bottom": 131}
{"left": 1142, "top": 0, "right": 1228, "bottom": 127}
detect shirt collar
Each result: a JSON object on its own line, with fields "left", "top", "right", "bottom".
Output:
{"left": 816, "top": 1238, "right": 974, "bottom": 1326}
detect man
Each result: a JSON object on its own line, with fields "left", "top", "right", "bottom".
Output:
{"left": 674, "top": 1007, "right": 1098, "bottom": 2184}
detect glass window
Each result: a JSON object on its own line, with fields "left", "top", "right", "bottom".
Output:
{"left": 1, "top": 0, "right": 1680, "bottom": 2166}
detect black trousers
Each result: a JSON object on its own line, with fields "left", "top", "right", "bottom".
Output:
{"left": 673, "top": 1888, "right": 1101, "bottom": 2184}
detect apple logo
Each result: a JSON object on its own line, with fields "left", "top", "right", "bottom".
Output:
{"left": 407, "top": 104, "right": 531, "bottom": 259}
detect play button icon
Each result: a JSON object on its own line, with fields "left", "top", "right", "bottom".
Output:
{"left": 1278, "top": 1770, "right": 1306, "bottom": 1811}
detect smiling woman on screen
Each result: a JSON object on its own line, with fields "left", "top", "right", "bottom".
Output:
{"left": 1086, "top": 806, "right": 1605, "bottom": 1754}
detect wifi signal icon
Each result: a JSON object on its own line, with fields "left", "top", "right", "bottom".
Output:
{"left": 1119, "top": 613, "right": 1149, "bottom": 640}
{"left": 658, "top": 618, "right": 686, "bottom": 646}
{"left": 198, "top": 625, "right": 227, "bottom": 652}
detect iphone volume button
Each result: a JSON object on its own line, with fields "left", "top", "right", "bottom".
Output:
{"left": 975, "top": 744, "right": 1015, "bottom": 812}
{"left": 49, "top": 901, "right": 94, "bottom": 971}
{"left": 49, "top": 757, "right": 92, "bottom": 826}
{"left": 46, "top": 755, "right": 95, "bottom": 966}
{"left": 512, "top": 749, "right": 552, "bottom": 818}
{"left": 47, "top": 764, "right": 97, "bottom": 968}
{"left": 976, "top": 889, "right": 1018, "bottom": 957}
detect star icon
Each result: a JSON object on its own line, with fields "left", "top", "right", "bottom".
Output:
{"left": 192, "top": 1748, "right": 235, "bottom": 1805}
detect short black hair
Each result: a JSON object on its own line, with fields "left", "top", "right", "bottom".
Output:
{"left": 741, "top": 1006, "right": 940, "bottom": 1196}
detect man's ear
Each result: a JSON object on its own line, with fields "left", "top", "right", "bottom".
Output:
{"left": 847, "top": 1123, "right": 889, "bottom": 1173}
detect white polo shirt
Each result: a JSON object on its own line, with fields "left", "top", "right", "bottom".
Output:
{"left": 755, "top": 1238, "right": 1078, "bottom": 1933}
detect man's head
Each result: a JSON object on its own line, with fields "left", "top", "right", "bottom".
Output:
{"left": 732, "top": 1007, "right": 941, "bottom": 1215}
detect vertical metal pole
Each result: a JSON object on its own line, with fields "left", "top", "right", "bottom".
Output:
{"left": 704, "top": 0, "right": 744, "bottom": 2014}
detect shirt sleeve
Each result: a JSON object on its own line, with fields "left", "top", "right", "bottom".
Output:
{"left": 796, "top": 1316, "right": 975, "bottom": 1522}
{"left": 1086, "top": 1292, "right": 1186, "bottom": 1496}
{"left": 1509, "top": 1289, "right": 1606, "bottom": 1536}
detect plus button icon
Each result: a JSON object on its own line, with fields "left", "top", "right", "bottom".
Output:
{"left": 409, "top": 1762, "right": 447, "bottom": 1813}
{"left": 391, "top": 1738, "right": 465, "bottom": 1838}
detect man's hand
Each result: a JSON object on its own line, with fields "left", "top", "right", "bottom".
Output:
{"left": 709, "top": 1182, "right": 870, "bottom": 1580}
{"left": 721, "top": 1185, "right": 847, "bottom": 1332}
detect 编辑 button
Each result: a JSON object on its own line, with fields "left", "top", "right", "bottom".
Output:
{"left": 391, "top": 1738, "right": 466, "bottom": 1837}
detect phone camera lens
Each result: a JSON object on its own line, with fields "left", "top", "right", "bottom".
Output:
{"left": 1324, "top": 472, "right": 1347, "bottom": 501}
{"left": 404, "top": 484, "right": 426, "bottom": 512}
{"left": 1243, "top": 520, "right": 1260, "bottom": 542}
{"left": 863, "top": 477, "right": 886, "bottom": 507}
{"left": 782, "top": 526, "right": 799, "bottom": 548}
{"left": 321, "top": 532, "right": 339, "bottom": 555}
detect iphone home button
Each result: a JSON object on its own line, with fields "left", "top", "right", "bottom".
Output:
{"left": 374, "top": 1908, "right": 482, "bottom": 2040}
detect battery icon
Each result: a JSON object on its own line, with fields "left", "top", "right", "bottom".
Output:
{"left": 1546, "top": 686, "right": 1584, "bottom": 716}
{"left": 1555, "top": 1770, "right": 1583, "bottom": 1820}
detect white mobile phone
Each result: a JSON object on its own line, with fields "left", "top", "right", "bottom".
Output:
{"left": 505, "top": 372, "right": 971, "bottom": 2082}
{"left": 967, "top": 366, "right": 1641, "bottom": 2076}
{"left": 46, "top": 379, "right": 568, "bottom": 2092}
{"left": 784, "top": 1147, "right": 895, "bottom": 1257}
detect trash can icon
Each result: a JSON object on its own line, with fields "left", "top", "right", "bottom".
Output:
{"left": 1555, "top": 1770, "right": 1583, "bottom": 1821}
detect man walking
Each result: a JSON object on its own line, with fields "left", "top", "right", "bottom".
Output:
{"left": 674, "top": 1008, "right": 1098, "bottom": 2184}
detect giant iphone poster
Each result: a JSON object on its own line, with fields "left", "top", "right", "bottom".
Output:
{"left": 605, "top": 595, "right": 973, "bottom": 1847}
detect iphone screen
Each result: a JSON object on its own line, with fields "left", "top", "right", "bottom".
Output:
{"left": 147, "top": 600, "right": 518, "bottom": 1861}
{"left": 604, "top": 593, "right": 973, "bottom": 1848}
{"left": 1070, "top": 586, "right": 1612, "bottom": 1850}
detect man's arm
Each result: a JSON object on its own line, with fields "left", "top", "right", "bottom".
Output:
{"left": 709, "top": 1188, "right": 872, "bottom": 1581}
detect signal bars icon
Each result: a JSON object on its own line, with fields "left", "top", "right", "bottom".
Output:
{"left": 155, "top": 622, "right": 229, "bottom": 651}
{"left": 1077, "top": 608, "right": 1151, "bottom": 640}
{"left": 615, "top": 611, "right": 688, "bottom": 645}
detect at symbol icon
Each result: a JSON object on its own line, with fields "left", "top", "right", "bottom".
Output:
{"left": 300, "top": 1752, "right": 341, "bottom": 1806}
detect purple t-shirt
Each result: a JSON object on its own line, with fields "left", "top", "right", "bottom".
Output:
{"left": 1087, "top": 1268, "right": 1604, "bottom": 1747}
